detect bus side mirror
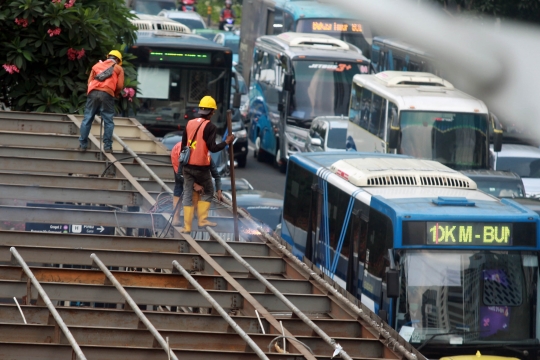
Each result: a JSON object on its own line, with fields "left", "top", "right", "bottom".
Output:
{"left": 386, "top": 269, "right": 399, "bottom": 298}
{"left": 490, "top": 112, "right": 503, "bottom": 152}
{"left": 493, "top": 129, "right": 502, "bottom": 152}
{"left": 388, "top": 127, "right": 400, "bottom": 149}
{"left": 232, "top": 93, "right": 241, "bottom": 109}
{"left": 283, "top": 74, "right": 293, "bottom": 91}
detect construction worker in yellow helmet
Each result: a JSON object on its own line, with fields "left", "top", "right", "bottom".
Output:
{"left": 79, "top": 50, "right": 124, "bottom": 153}
{"left": 175, "top": 96, "right": 235, "bottom": 232}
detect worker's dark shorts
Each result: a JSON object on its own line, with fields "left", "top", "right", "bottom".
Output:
{"left": 174, "top": 170, "right": 183, "bottom": 197}
{"left": 182, "top": 166, "right": 214, "bottom": 206}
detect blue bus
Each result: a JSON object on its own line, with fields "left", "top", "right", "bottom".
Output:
{"left": 371, "top": 36, "right": 442, "bottom": 76}
{"left": 282, "top": 151, "right": 540, "bottom": 359}
{"left": 248, "top": 32, "right": 370, "bottom": 172}
{"left": 237, "top": 0, "right": 372, "bottom": 86}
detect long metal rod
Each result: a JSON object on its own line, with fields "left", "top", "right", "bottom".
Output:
{"left": 93, "top": 116, "right": 173, "bottom": 194}
{"left": 9, "top": 247, "right": 87, "bottom": 360}
{"left": 90, "top": 253, "right": 179, "bottom": 360}
{"left": 258, "top": 231, "right": 421, "bottom": 360}
{"left": 171, "top": 260, "right": 269, "bottom": 360}
{"left": 226, "top": 109, "right": 239, "bottom": 241}
{"left": 206, "top": 227, "right": 353, "bottom": 360}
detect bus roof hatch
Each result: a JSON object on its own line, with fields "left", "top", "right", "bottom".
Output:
{"left": 130, "top": 15, "right": 191, "bottom": 33}
{"left": 329, "top": 158, "right": 477, "bottom": 189}
{"left": 375, "top": 71, "right": 454, "bottom": 88}
{"left": 277, "top": 32, "right": 350, "bottom": 50}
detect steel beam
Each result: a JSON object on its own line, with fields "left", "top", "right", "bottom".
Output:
{"left": 0, "top": 230, "right": 270, "bottom": 256}
{"left": 0, "top": 205, "right": 168, "bottom": 229}
{"left": 0, "top": 146, "right": 171, "bottom": 165}
{"left": 0, "top": 155, "right": 173, "bottom": 179}
{"left": 0, "top": 183, "right": 143, "bottom": 206}
{"left": 0, "top": 171, "right": 174, "bottom": 192}
{"left": 0, "top": 305, "right": 364, "bottom": 337}
{"left": 0, "top": 323, "right": 385, "bottom": 358}
{"left": 0, "top": 343, "right": 340, "bottom": 360}
{"left": 1, "top": 281, "right": 330, "bottom": 313}
{"left": 0, "top": 246, "right": 284, "bottom": 275}
{"left": 0, "top": 266, "right": 312, "bottom": 294}
{"left": 0, "top": 204, "right": 236, "bottom": 233}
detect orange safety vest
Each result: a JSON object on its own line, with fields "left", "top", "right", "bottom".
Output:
{"left": 171, "top": 141, "right": 182, "bottom": 173}
{"left": 87, "top": 60, "right": 118, "bottom": 95}
{"left": 185, "top": 118, "right": 210, "bottom": 166}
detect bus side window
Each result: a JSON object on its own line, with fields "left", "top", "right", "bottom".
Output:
{"left": 387, "top": 101, "right": 399, "bottom": 143}
{"left": 365, "top": 209, "right": 393, "bottom": 280}
{"left": 283, "top": 10, "right": 294, "bottom": 32}
{"left": 282, "top": 161, "right": 317, "bottom": 255}
{"left": 360, "top": 88, "right": 372, "bottom": 130}
{"left": 273, "top": 8, "right": 284, "bottom": 35}
{"left": 252, "top": 50, "right": 263, "bottom": 82}
{"left": 369, "top": 93, "right": 387, "bottom": 139}
{"left": 259, "top": 53, "right": 276, "bottom": 85}
{"left": 349, "top": 84, "right": 362, "bottom": 125}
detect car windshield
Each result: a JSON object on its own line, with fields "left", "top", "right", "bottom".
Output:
{"left": 224, "top": 39, "right": 239, "bottom": 53}
{"left": 134, "top": 0, "right": 176, "bottom": 15}
{"left": 327, "top": 128, "right": 347, "bottom": 149}
{"left": 496, "top": 157, "right": 540, "bottom": 178}
{"left": 473, "top": 178, "right": 525, "bottom": 198}
{"left": 399, "top": 111, "right": 489, "bottom": 170}
{"left": 397, "top": 250, "right": 538, "bottom": 345}
{"left": 171, "top": 18, "right": 205, "bottom": 30}
{"left": 290, "top": 61, "right": 365, "bottom": 124}
{"left": 244, "top": 206, "right": 282, "bottom": 232}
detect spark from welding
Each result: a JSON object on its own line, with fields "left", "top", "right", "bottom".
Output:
{"left": 255, "top": 309, "right": 265, "bottom": 334}
{"left": 13, "top": 297, "right": 27, "bottom": 324}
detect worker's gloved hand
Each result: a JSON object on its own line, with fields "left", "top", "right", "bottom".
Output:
{"left": 193, "top": 183, "right": 203, "bottom": 193}
{"left": 216, "top": 190, "right": 223, "bottom": 202}
{"left": 225, "top": 134, "right": 235, "bottom": 145}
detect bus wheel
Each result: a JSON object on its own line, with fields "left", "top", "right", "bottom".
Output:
{"left": 275, "top": 149, "right": 287, "bottom": 173}
{"left": 256, "top": 136, "right": 266, "bottom": 162}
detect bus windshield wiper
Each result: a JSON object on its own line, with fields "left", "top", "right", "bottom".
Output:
{"left": 416, "top": 327, "right": 470, "bottom": 351}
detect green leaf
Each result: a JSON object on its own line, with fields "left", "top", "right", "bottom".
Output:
{"left": 36, "top": 105, "right": 47, "bottom": 112}
{"left": 14, "top": 56, "right": 23, "bottom": 69}
{"left": 22, "top": 50, "right": 32, "bottom": 61}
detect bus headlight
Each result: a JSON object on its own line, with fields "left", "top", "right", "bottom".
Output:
{"left": 233, "top": 129, "right": 247, "bottom": 139}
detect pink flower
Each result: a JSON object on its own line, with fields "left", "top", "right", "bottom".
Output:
{"left": 14, "top": 18, "right": 29, "bottom": 27}
{"left": 47, "top": 27, "right": 61, "bottom": 37}
{"left": 67, "top": 48, "right": 85, "bottom": 60}
{"left": 122, "top": 87, "right": 136, "bottom": 102}
{"left": 64, "top": 0, "right": 75, "bottom": 8}
{"left": 2, "top": 64, "right": 20, "bottom": 74}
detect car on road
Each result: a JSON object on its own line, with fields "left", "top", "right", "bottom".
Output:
{"left": 304, "top": 116, "right": 348, "bottom": 153}
{"left": 461, "top": 170, "right": 525, "bottom": 198}
{"left": 219, "top": 178, "right": 254, "bottom": 191}
{"left": 157, "top": 10, "right": 206, "bottom": 30}
{"left": 490, "top": 144, "right": 540, "bottom": 197}
{"left": 223, "top": 189, "right": 283, "bottom": 233}
{"left": 213, "top": 32, "right": 240, "bottom": 64}
{"left": 127, "top": 0, "right": 176, "bottom": 15}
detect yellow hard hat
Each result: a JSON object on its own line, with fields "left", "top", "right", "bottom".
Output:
{"left": 199, "top": 96, "right": 217, "bottom": 109}
{"left": 108, "top": 50, "right": 123, "bottom": 65}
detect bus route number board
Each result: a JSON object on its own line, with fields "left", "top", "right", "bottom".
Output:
{"left": 426, "top": 222, "right": 512, "bottom": 246}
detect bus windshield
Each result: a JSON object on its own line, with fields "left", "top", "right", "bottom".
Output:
{"left": 397, "top": 251, "right": 537, "bottom": 345}
{"left": 131, "top": 46, "right": 230, "bottom": 137}
{"left": 399, "top": 111, "right": 488, "bottom": 169}
{"left": 290, "top": 61, "right": 364, "bottom": 124}
{"left": 296, "top": 19, "right": 371, "bottom": 57}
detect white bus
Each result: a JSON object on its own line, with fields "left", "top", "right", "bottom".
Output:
{"left": 346, "top": 71, "right": 502, "bottom": 170}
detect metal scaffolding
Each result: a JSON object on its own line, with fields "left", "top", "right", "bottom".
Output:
{"left": 0, "top": 110, "right": 424, "bottom": 360}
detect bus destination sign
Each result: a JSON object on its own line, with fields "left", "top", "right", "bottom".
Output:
{"left": 149, "top": 51, "right": 211, "bottom": 65}
{"left": 311, "top": 21, "right": 363, "bottom": 33}
{"left": 427, "top": 222, "right": 512, "bottom": 246}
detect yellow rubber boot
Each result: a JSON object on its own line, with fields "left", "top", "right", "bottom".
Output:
{"left": 197, "top": 201, "right": 217, "bottom": 227}
{"left": 181, "top": 206, "right": 194, "bottom": 233}
{"left": 172, "top": 196, "right": 182, "bottom": 226}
